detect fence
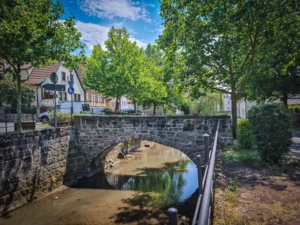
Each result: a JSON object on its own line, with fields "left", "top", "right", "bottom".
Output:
{"left": 0, "top": 107, "right": 45, "bottom": 134}
{"left": 0, "top": 106, "right": 76, "bottom": 134}
{"left": 168, "top": 120, "right": 220, "bottom": 225}
{"left": 0, "top": 106, "right": 217, "bottom": 135}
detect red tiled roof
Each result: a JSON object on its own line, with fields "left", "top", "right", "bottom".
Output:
{"left": 24, "top": 62, "right": 61, "bottom": 85}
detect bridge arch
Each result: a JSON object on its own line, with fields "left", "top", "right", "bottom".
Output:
{"left": 73, "top": 115, "right": 231, "bottom": 177}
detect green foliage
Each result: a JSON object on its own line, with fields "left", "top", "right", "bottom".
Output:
{"left": 227, "top": 180, "right": 240, "bottom": 192}
{"left": 288, "top": 105, "right": 300, "bottom": 114}
{"left": 49, "top": 112, "right": 72, "bottom": 126}
{"left": 222, "top": 148, "right": 260, "bottom": 164}
{"left": 243, "top": 2, "right": 300, "bottom": 106}
{"left": 84, "top": 27, "right": 149, "bottom": 111}
{"left": 189, "top": 91, "right": 222, "bottom": 116}
{"left": 248, "top": 103, "right": 293, "bottom": 164}
{"left": 0, "top": 0, "right": 85, "bottom": 131}
{"left": 237, "top": 119, "right": 253, "bottom": 150}
{"left": 138, "top": 44, "right": 168, "bottom": 114}
{"left": 0, "top": 78, "right": 35, "bottom": 107}
{"left": 158, "top": 0, "right": 300, "bottom": 138}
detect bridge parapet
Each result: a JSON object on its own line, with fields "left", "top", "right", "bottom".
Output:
{"left": 73, "top": 115, "right": 231, "bottom": 176}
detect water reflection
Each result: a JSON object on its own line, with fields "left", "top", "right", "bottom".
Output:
{"left": 1, "top": 143, "right": 199, "bottom": 225}
{"left": 75, "top": 144, "right": 198, "bottom": 209}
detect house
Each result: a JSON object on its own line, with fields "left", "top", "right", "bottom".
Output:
{"left": 74, "top": 65, "right": 110, "bottom": 109}
{"left": 23, "top": 62, "right": 85, "bottom": 113}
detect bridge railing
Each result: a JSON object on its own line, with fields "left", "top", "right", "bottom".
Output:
{"left": 168, "top": 120, "right": 220, "bottom": 225}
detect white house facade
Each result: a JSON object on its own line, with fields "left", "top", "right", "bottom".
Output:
{"left": 23, "top": 62, "right": 85, "bottom": 111}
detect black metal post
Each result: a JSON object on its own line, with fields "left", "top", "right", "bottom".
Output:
{"left": 32, "top": 108, "right": 35, "bottom": 132}
{"left": 54, "top": 84, "right": 57, "bottom": 128}
{"left": 71, "top": 93, "right": 73, "bottom": 125}
{"left": 197, "top": 155, "right": 203, "bottom": 195}
{"left": 168, "top": 208, "right": 178, "bottom": 225}
{"left": 4, "top": 108, "right": 7, "bottom": 134}
{"left": 203, "top": 133, "right": 210, "bottom": 162}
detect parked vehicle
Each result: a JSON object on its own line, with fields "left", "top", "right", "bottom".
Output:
{"left": 92, "top": 108, "right": 113, "bottom": 115}
{"left": 38, "top": 102, "right": 90, "bottom": 123}
{"left": 121, "top": 108, "right": 147, "bottom": 116}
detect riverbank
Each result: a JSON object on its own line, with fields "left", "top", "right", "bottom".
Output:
{"left": 1, "top": 143, "right": 198, "bottom": 225}
{"left": 214, "top": 133, "right": 300, "bottom": 225}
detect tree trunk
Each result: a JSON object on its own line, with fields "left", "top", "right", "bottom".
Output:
{"left": 17, "top": 72, "right": 22, "bottom": 132}
{"left": 153, "top": 102, "right": 156, "bottom": 115}
{"left": 231, "top": 95, "right": 238, "bottom": 140}
{"left": 282, "top": 93, "right": 288, "bottom": 108}
{"left": 115, "top": 97, "right": 120, "bottom": 111}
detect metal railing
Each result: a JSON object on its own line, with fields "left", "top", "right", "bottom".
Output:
{"left": 168, "top": 120, "right": 220, "bottom": 225}
{"left": 0, "top": 106, "right": 75, "bottom": 134}
{"left": 0, "top": 107, "right": 44, "bottom": 134}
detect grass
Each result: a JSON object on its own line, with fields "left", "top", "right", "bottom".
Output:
{"left": 38, "top": 123, "right": 52, "bottom": 128}
{"left": 223, "top": 178, "right": 247, "bottom": 225}
{"left": 221, "top": 144, "right": 300, "bottom": 225}
{"left": 222, "top": 145, "right": 260, "bottom": 164}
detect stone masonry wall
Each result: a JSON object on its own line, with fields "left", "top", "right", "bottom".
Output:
{"left": 0, "top": 127, "right": 85, "bottom": 215}
{"left": 74, "top": 115, "right": 232, "bottom": 177}
{"left": 0, "top": 115, "right": 232, "bottom": 216}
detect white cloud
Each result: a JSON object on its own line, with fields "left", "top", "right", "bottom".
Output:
{"left": 75, "top": 21, "right": 110, "bottom": 50}
{"left": 129, "top": 37, "right": 148, "bottom": 48}
{"left": 77, "top": 0, "right": 150, "bottom": 21}
{"left": 75, "top": 21, "right": 148, "bottom": 50}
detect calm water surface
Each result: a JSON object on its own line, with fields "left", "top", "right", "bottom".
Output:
{"left": 0, "top": 143, "right": 198, "bottom": 225}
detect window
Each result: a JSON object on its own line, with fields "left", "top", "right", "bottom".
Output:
{"left": 101, "top": 96, "right": 105, "bottom": 103}
{"left": 59, "top": 92, "right": 62, "bottom": 100}
{"left": 61, "top": 72, "right": 66, "bottom": 81}
{"left": 63, "top": 92, "right": 67, "bottom": 101}
{"left": 74, "top": 94, "right": 81, "bottom": 102}
{"left": 70, "top": 74, "right": 74, "bottom": 82}
{"left": 88, "top": 94, "right": 91, "bottom": 102}
{"left": 95, "top": 95, "right": 98, "bottom": 103}
{"left": 42, "top": 89, "right": 54, "bottom": 99}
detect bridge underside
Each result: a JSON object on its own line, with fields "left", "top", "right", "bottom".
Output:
{"left": 73, "top": 115, "right": 231, "bottom": 177}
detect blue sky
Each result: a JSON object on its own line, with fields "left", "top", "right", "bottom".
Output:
{"left": 60, "top": 0, "right": 163, "bottom": 55}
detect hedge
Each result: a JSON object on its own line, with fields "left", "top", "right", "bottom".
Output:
{"left": 248, "top": 103, "right": 292, "bottom": 164}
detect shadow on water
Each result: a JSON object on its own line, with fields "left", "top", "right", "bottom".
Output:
{"left": 72, "top": 159, "right": 198, "bottom": 224}
{"left": 112, "top": 189, "right": 199, "bottom": 225}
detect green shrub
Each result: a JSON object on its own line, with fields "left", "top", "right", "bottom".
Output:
{"left": 248, "top": 103, "right": 292, "bottom": 164}
{"left": 237, "top": 119, "right": 253, "bottom": 150}
{"left": 288, "top": 105, "right": 294, "bottom": 115}
{"left": 294, "top": 105, "right": 300, "bottom": 114}
{"left": 49, "top": 112, "right": 72, "bottom": 126}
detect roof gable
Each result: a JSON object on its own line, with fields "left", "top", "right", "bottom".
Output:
{"left": 24, "top": 62, "right": 61, "bottom": 85}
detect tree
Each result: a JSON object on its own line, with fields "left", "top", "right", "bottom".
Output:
{"left": 83, "top": 27, "right": 144, "bottom": 111}
{"left": 139, "top": 44, "right": 168, "bottom": 115}
{"left": 0, "top": 0, "right": 85, "bottom": 131}
{"left": 0, "top": 78, "right": 35, "bottom": 107}
{"left": 244, "top": 20, "right": 300, "bottom": 107}
{"left": 158, "top": 0, "right": 300, "bottom": 138}
{"left": 189, "top": 91, "right": 222, "bottom": 116}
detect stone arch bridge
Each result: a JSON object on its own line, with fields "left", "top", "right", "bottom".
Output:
{"left": 73, "top": 115, "right": 231, "bottom": 177}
